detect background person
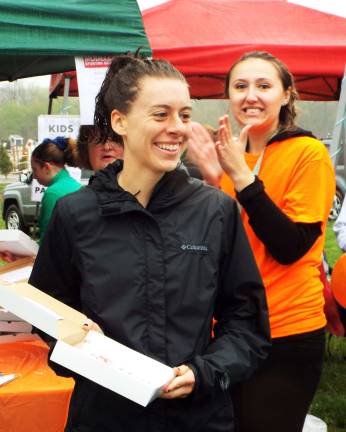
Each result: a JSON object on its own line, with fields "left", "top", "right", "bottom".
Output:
{"left": 213, "top": 51, "right": 334, "bottom": 432}
{"left": 0, "top": 129, "right": 122, "bottom": 264}
{"left": 29, "top": 53, "right": 270, "bottom": 432}
{"left": 333, "top": 198, "right": 346, "bottom": 252}
{"left": 31, "top": 137, "right": 81, "bottom": 243}
{"left": 75, "top": 124, "right": 123, "bottom": 171}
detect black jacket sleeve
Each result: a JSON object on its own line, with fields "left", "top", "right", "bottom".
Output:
{"left": 236, "top": 177, "right": 321, "bottom": 265}
{"left": 188, "top": 198, "right": 271, "bottom": 397}
{"left": 29, "top": 199, "right": 81, "bottom": 308}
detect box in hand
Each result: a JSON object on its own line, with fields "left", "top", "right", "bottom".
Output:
{"left": 0, "top": 282, "right": 174, "bottom": 406}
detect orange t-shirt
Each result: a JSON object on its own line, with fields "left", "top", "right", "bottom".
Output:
{"left": 221, "top": 136, "right": 335, "bottom": 338}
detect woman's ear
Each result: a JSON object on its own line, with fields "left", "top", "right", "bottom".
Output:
{"left": 283, "top": 87, "right": 292, "bottom": 106}
{"left": 111, "top": 110, "right": 127, "bottom": 136}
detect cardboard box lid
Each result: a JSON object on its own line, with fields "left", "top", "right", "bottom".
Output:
{"left": 0, "top": 282, "right": 87, "bottom": 345}
{"left": 0, "top": 230, "right": 39, "bottom": 256}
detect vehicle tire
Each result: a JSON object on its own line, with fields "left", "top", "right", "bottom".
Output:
{"left": 329, "top": 188, "right": 344, "bottom": 221}
{"left": 5, "top": 204, "right": 27, "bottom": 232}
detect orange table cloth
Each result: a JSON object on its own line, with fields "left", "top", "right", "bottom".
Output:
{"left": 0, "top": 337, "right": 74, "bottom": 432}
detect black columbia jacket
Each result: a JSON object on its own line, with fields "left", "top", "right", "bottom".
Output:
{"left": 29, "top": 161, "right": 270, "bottom": 432}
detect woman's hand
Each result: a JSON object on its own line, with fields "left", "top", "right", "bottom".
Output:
{"left": 160, "top": 364, "right": 195, "bottom": 399}
{"left": 216, "top": 115, "right": 254, "bottom": 191}
{"left": 82, "top": 318, "right": 104, "bottom": 334}
{"left": 186, "top": 122, "right": 223, "bottom": 187}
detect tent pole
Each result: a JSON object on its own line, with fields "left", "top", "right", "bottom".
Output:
{"left": 61, "top": 76, "right": 71, "bottom": 114}
{"left": 48, "top": 96, "right": 53, "bottom": 115}
{"left": 329, "top": 67, "right": 346, "bottom": 170}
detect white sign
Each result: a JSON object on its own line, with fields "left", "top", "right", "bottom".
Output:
{"left": 75, "top": 57, "right": 112, "bottom": 125}
{"left": 31, "top": 179, "right": 46, "bottom": 202}
{"left": 33, "top": 115, "right": 83, "bottom": 202}
{"left": 37, "top": 115, "right": 81, "bottom": 143}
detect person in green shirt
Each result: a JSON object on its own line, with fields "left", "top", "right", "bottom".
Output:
{"left": 31, "top": 137, "right": 82, "bottom": 243}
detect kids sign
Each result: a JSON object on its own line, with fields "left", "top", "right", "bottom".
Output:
{"left": 33, "top": 115, "right": 82, "bottom": 202}
{"left": 37, "top": 115, "right": 80, "bottom": 143}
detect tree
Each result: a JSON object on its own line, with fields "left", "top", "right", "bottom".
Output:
{"left": 0, "top": 145, "right": 13, "bottom": 178}
{"left": 18, "top": 155, "right": 29, "bottom": 171}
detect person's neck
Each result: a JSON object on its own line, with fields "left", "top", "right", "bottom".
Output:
{"left": 49, "top": 166, "right": 64, "bottom": 182}
{"left": 117, "top": 162, "right": 163, "bottom": 208}
{"left": 248, "top": 124, "right": 279, "bottom": 154}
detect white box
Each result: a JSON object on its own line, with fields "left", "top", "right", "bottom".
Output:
{"left": 0, "top": 282, "right": 174, "bottom": 406}
{"left": 0, "top": 283, "right": 87, "bottom": 344}
{"left": 0, "top": 230, "right": 39, "bottom": 257}
{"left": 51, "top": 330, "right": 175, "bottom": 406}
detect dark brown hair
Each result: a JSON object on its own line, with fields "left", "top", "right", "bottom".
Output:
{"left": 94, "top": 53, "right": 188, "bottom": 144}
{"left": 31, "top": 137, "right": 76, "bottom": 167}
{"left": 225, "top": 51, "right": 299, "bottom": 132}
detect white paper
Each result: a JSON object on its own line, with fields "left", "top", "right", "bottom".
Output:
{"left": 0, "top": 230, "right": 39, "bottom": 256}
{"left": 75, "top": 57, "right": 112, "bottom": 125}
{"left": 0, "top": 374, "right": 17, "bottom": 386}
{"left": 0, "top": 266, "right": 33, "bottom": 283}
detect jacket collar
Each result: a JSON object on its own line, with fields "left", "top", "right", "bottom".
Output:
{"left": 89, "top": 160, "right": 203, "bottom": 216}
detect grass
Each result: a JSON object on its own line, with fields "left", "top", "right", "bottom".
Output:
{"left": 0, "top": 182, "right": 345, "bottom": 429}
{"left": 0, "top": 183, "right": 5, "bottom": 229}
{"left": 309, "top": 222, "right": 346, "bottom": 431}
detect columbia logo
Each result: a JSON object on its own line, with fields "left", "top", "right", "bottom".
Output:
{"left": 181, "top": 244, "right": 208, "bottom": 252}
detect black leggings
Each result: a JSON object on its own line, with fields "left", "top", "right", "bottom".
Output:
{"left": 232, "top": 328, "right": 325, "bottom": 432}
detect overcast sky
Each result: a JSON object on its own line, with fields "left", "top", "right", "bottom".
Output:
{"left": 0, "top": 0, "right": 344, "bottom": 91}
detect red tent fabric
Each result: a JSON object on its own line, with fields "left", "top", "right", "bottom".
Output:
{"left": 142, "top": 0, "right": 346, "bottom": 100}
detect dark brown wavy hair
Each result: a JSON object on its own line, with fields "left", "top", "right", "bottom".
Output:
{"left": 94, "top": 52, "right": 187, "bottom": 145}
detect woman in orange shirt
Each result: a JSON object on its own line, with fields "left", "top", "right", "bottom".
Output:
{"left": 212, "top": 51, "right": 335, "bottom": 432}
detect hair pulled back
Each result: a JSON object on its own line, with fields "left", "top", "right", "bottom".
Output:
{"left": 225, "top": 51, "right": 299, "bottom": 132}
{"left": 94, "top": 52, "right": 187, "bottom": 145}
{"left": 31, "top": 136, "right": 76, "bottom": 167}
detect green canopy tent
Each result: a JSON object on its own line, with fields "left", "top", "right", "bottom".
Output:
{"left": 0, "top": 0, "right": 151, "bottom": 81}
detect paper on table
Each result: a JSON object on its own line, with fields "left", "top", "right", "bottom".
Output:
{"left": 0, "top": 373, "right": 17, "bottom": 386}
{"left": 0, "top": 266, "right": 33, "bottom": 283}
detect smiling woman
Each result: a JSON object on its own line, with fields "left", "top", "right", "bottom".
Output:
{"left": 215, "top": 51, "right": 336, "bottom": 432}
{"left": 29, "top": 53, "right": 270, "bottom": 432}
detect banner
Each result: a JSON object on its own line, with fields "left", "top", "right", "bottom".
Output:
{"left": 75, "top": 56, "right": 112, "bottom": 125}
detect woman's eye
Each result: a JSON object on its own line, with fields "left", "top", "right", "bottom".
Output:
{"left": 234, "top": 83, "right": 246, "bottom": 90}
{"left": 259, "top": 83, "right": 270, "bottom": 89}
{"left": 180, "top": 112, "right": 191, "bottom": 122}
{"left": 154, "top": 112, "right": 167, "bottom": 120}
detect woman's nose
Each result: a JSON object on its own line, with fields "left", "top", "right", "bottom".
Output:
{"left": 167, "top": 115, "right": 186, "bottom": 134}
{"left": 245, "top": 86, "right": 258, "bottom": 102}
